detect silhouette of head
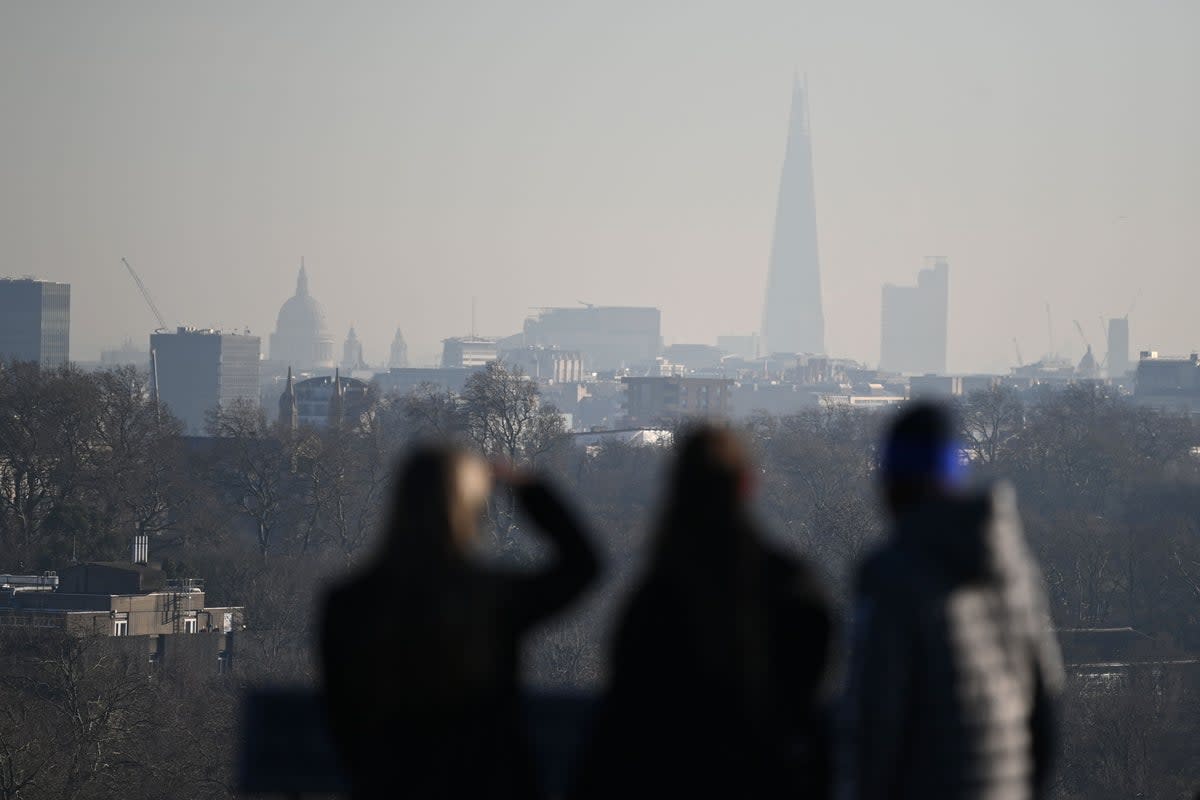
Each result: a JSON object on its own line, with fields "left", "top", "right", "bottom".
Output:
{"left": 382, "top": 445, "right": 492, "bottom": 569}
{"left": 881, "top": 402, "right": 964, "bottom": 514}
{"left": 655, "top": 425, "right": 755, "bottom": 564}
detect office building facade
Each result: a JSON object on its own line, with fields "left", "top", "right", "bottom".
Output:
{"left": 0, "top": 278, "right": 70, "bottom": 367}
{"left": 521, "top": 306, "right": 661, "bottom": 372}
{"left": 880, "top": 258, "right": 949, "bottom": 375}
{"left": 151, "top": 327, "right": 261, "bottom": 434}
{"left": 1107, "top": 318, "right": 1131, "bottom": 379}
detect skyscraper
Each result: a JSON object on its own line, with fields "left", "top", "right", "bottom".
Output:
{"left": 1107, "top": 317, "right": 1131, "bottom": 378}
{"left": 151, "top": 327, "right": 261, "bottom": 435}
{"left": 880, "top": 258, "right": 949, "bottom": 375}
{"left": 761, "top": 80, "right": 825, "bottom": 355}
{"left": 0, "top": 277, "right": 70, "bottom": 367}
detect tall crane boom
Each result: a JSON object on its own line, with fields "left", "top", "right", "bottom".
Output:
{"left": 121, "top": 258, "right": 168, "bottom": 332}
{"left": 1073, "top": 319, "right": 1091, "bottom": 351}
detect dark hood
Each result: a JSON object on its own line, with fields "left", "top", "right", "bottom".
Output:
{"left": 894, "top": 482, "right": 1026, "bottom": 586}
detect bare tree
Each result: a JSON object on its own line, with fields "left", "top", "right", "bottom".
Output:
{"left": 205, "top": 400, "right": 298, "bottom": 560}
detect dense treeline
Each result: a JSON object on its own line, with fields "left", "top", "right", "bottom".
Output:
{"left": 1, "top": 362, "right": 1198, "bottom": 798}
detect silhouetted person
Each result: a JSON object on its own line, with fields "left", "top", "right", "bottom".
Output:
{"left": 320, "top": 447, "right": 599, "bottom": 799}
{"left": 573, "top": 426, "right": 834, "bottom": 799}
{"left": 838, "top": 403, "right": 1064, "bottom": 800}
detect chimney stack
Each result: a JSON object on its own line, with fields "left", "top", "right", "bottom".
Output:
{"left": 131, "top": 534, "right": 149, "bottom": 565}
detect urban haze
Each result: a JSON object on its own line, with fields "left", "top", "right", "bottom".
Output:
{"left": 3, "top": 3, "right": 1200, "bottom": 800}
{"left": 3, "top": 1, "right": 1199, "bottom": 370}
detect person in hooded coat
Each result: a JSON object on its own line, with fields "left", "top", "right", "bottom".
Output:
{"left": 572, "top": 426, "right": 834, "bottom": 799}
{"left": 320, "top": 446, "right": 599, "bottom": 800}
{"left": 838, "top": 403, "right": 1064, "bottom": 800}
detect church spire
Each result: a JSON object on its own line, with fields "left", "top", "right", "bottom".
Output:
{"left": 279, "top": 366, "right": 297, "bottom": 431}
{"left": 296, "top": 258, "right": 309, "bottom": 298}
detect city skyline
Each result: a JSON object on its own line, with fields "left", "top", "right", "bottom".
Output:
{"left": 3, "top": 2, "right": 1198, "bottom": 371}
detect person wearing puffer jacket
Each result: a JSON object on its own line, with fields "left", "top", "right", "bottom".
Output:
{"left": 838, "top": 403, "right": 1064, "bottom": 800}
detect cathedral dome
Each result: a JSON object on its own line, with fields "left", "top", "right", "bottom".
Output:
{"left": 270, "top": 263, "right": 335, "bottom": 369}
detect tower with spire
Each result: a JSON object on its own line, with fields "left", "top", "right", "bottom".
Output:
{"left": 761, "top": 78, "right": 826, "bottom": 356}
{"left": 388, "top": 328, "right": 409, "bottom": 369}
{"left": 278, "top": 366, "right": 298, "bottom": 430}
{"left": 342, "top": 327, "right": 365, "bottom": 372}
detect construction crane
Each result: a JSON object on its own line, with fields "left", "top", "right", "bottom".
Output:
{"left": 1073, "top": 320, "right": 1092, "bottom": 353}
{"left": 121, "top": 258, "right": 169, "bottom": 332}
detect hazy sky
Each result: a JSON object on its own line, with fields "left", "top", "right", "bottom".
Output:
{"left": 3, "top": 1, "right": 1198, "bottom": 372}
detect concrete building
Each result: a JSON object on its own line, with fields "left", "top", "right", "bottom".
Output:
{"left": 521, "top": 306, "right": 661, "bottom": 372}
{"left": 1107, "top": 318, "right": 1131, "bottom": 379}
{"left": 761, "top": 80, "right": 825, "bottom": 356}
{"left": 717, "top": 333, "right": 761, "bottom": 360}
{"left": 0, "top": 538, "right": 242, "bottom": 672}
{"left": 269, "top": 263, "right": 335, "bottom": 370}
{"left": 0, "top": 277, "right": 70, "bottom": 367}
{"left": 442, "top": 337, "right": 499, "bottom": 368}
{"left": 289, "top": 372, "right": 371, "bottom": 428}
{"left": 500, "top": 346, "right": 583, "bottom": 384}
{"left": 622, "top": 376, "right": 733, "bottom": 427}
{"left": 151, "top": 327, "right": 261, "bottom": 435}
{"left": 880, "top": 257, "right": 949, "bottom": 375}
{"left": 1, "top": 541, "right": 241, "bottom": 638}
{"left": 909, "top": 374, "right": 962, "bottom": 398}
{"left": 663, "top": 344, "right": 725, "bottom": 373}
{"left": 1134, "top": 352, "right": 1200, "bottom": 414}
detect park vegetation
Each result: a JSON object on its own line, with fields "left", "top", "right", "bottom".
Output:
{"left": 1, "top": 360, "right": 1198, "bottom": 798}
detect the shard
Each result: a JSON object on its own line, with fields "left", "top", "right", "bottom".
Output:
{"left": 761, "top": 79, "right": 825, "bottom": 355}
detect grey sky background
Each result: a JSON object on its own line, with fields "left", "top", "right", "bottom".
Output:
{"left": 2, "top": 1, "right": 1198, "bottom": 372}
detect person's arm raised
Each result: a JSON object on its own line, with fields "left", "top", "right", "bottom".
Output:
{"left": 497, "top": 465, "right": 600, "bottom": 630}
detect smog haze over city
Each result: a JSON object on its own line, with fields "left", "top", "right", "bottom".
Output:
{"left": 8, "top": 4, "right": 1200, "bottom": 800}
{"left": 3, "top": 1, "right": 1198, "bottom": 370}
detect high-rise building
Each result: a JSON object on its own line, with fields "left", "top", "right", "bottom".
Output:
{"left": 269, "top": 262, "right": 334, "bottom": 369}
{"left": 880, "top": 258, "right": 949, "bottom": 375}
{"left": 1107, "top": 318, "right": 1131, "bottom": 378}
{"left": 761, "top": 80, "right": 825, "bottom": 355}
{"left": 0, "top": 277, "right": 70, "bottom": 367}
{"left": 151, "top": 327, "right": 261, "bottom": 435}
{"left": 520, "top": 306, "right": 661, "bottom": 372}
